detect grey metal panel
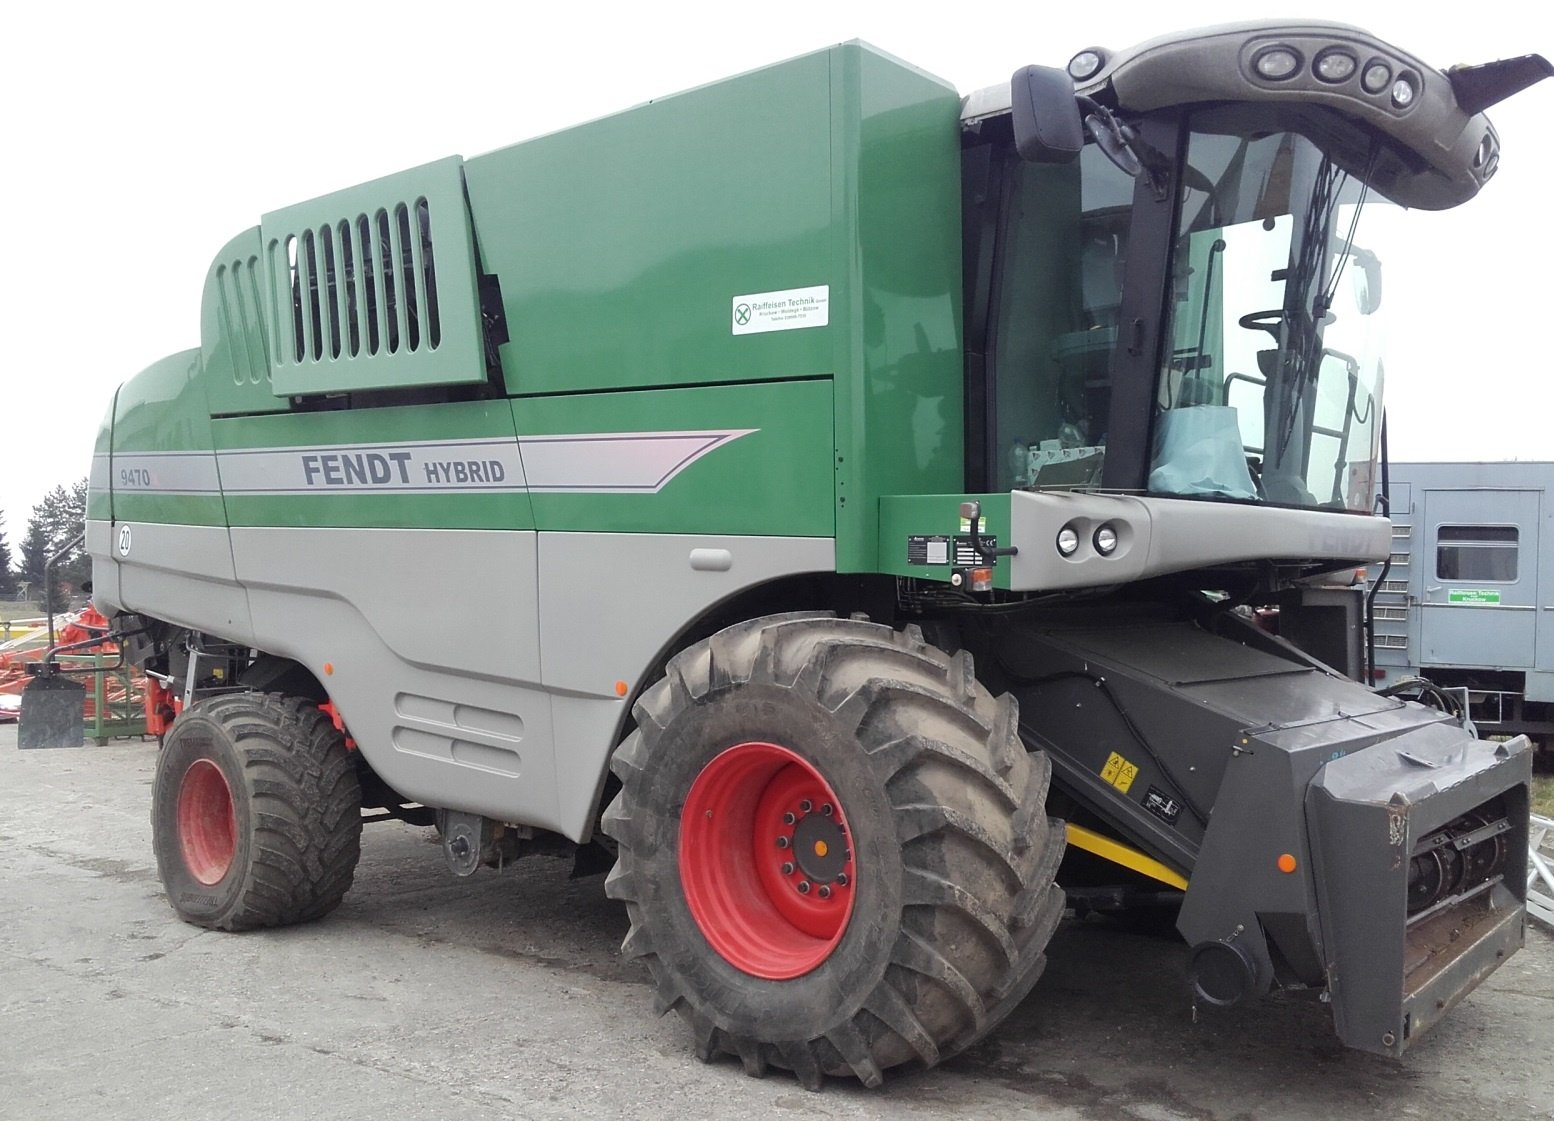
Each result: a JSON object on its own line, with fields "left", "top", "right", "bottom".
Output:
{"left": 219, "top": 527, "right": 831, "bottom": 839}
{"left": 112, "top": 522, "right": 254, "bottom": 644}
{"left": 538, "top": 532, "right": 836, "bottom": 840}
{"left": 229, "top": 526, "right": 560, "bottom": 832}
{"left": 1306, "top": 728, "right": 1530, "bottom": 1056}
{"left": 232, "top": 526, "right": 542, "bottom": 684}
{"left": 1375, "top": 463, "right": 1554, "bottom": 691}
{"left": 1420, "top": 488, "right": 1540, "bottom": 669}
{"left": 1007, "top": 491, "right": 1390, "bottom": 591}
{"left": 84, "top": 519, "right": 122, "bottom": 617}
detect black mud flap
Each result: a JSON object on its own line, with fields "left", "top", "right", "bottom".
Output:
{"left": 1307, "top": 727, "right": 1530, "bottom": 1056}
{"left": 17, "top": 676, "right": 86, "bottom": 749}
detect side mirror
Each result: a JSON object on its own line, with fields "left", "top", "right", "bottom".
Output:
{"left": 1351, "top": 248, "right": 1382, "bottom": 315}
{"left": 1011, "top": 65, "right": 1084, "bottom": 164}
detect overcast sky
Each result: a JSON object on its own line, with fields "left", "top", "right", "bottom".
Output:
{"left": 2, "top": 1, "right": 1550, "bottom": 536}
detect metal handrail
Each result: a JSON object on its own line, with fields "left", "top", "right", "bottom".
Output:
{"left": 1530, "top": 814, "right": 1554, "bottom": 931}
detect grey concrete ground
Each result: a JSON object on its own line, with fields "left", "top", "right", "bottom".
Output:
{"left": 1, "top": 724, "right": 1549, "bottom": 1121}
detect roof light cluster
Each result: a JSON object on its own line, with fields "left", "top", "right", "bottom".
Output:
{"left": 1248, "top": 39, "right": 1420, "bottom": 112}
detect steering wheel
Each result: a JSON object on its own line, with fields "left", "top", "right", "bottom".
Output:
{"left": 1238, "top": 310, "right": 1284, "bottom": 341}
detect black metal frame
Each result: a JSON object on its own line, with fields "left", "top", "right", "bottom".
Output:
{"left": 962, "top": 111, "right": 1187, "bottom": 494}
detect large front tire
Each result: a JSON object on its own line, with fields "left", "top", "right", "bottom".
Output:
{"left": 151, "top": 693, "right": 362, "bottom": 931}
{"left": 602, "top": 614, "right": 1065, "bottom": 1088}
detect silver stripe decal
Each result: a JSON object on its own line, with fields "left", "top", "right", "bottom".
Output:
{"left": 519, "top": 430, "right": 757, "bottom": 493}
{"left": 217, "top": 438, "right": 525, "bottom": 495}
{"left": 94, "top": 451, "right": 223, "bottom": 495}
{"left": 100, "top": 431, "right": 757, "bottom": 497}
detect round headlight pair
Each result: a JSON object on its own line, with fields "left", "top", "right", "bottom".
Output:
{"left": 1055, "top": 523, "right": 1119, "bottom": 557}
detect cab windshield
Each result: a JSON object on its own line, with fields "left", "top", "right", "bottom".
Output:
{"left": 1149, "top": 111, "right": 1394, "bottom": 513}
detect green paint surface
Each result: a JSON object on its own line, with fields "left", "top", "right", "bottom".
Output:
{"left": 201, "top": 227, "right": 287, "bottom": 417}
{"left": 261, "top": 157, "right": 487, "bottom": 398}
{"left": 832, "top": 45, "right": 966, "bottom": 573}
{"left": 116, "top": 42, "right": 967, "bottom": 566}
{"left": 87, "top": 396, "right": 115, "bottom": 522}
{"left": 464, "top": 52, "right": 836, "bottom": 398}
{"left": 518, "top": 379, "right": 835, "bottom": 537}
{"left": 111, "top": 350, "right": 226, "bottom": 526}
{"left": 465, "top": 42, "right": 964, "bottom": 570}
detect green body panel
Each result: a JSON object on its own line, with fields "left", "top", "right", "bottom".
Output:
{"left": 214, "top": 400, "right": 533, "bottom": 530}
{"left": 516, "top": 379, "right": 835, "bottom": 536}
{"left": 830, "top": 46, "right": 966, "bottom": 573}
{"left": 878, "top": 492, "right": 1013, "bottom": 587}
{"left": 201, "top": 228, "right": 286, "bottom": 417}
{"left": 464, "top": 43, "right": 964, "bottom": 569}
{"left": 111, "top": 350, "right": 226, "bottom": 527}
{"left": 112, "top": 44, "right": 963, "bottom": 565}
{"left": 261, "top": 156, "right": 486, "bottom": 398}
{"left": 463, "top": 53, "right": 836, "bottom": 398}
{"left": 87, "top": 396, "right": 115, "bottom": 522}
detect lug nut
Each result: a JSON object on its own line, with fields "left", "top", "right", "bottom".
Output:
{"left": 776, "top": 836, "right": 790, "bottom": 849}
{"left": 782, "top": 811, "right": 796, "bottom": 825}
{"left": 836, "top": 872, "right": 849, "bottom": 886}
{"left": 818, "top": 885, "right": 832, "bottom": 899}
{"left": 799, "top": 799, "right": 812, "bottom": 813}
{"left": 781, "top": 862, "right": 795, "bottom": 875}
{"left": 797, "top": 881, "right": 812, "bottom": 894}
{"left": 821, "top": 803, "right": 833, "bottom": 817}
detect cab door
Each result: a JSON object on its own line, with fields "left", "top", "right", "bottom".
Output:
{"left": 1419, "top": 489, "right": 1540, "bottom": 669}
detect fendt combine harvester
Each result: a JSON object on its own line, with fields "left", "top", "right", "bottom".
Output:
{"left": 76, "top": 21, "right": 1550, "bottom": 1086}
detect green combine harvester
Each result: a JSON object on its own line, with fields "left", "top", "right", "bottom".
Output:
{"left": 69, "top": 20, "right": 1550, "bottom": 1087}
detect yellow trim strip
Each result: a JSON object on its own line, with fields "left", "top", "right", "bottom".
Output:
{"left": 1065, "top": 823, "right": 1189, "bottom": 891}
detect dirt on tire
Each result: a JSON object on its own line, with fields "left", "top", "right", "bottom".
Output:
{"left": 603, "top": 613, "right": 1065, "bottom": 1088}
{"left": 151, "top": 692, "right": 362, "bottom": 931}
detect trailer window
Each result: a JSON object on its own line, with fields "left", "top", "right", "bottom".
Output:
{"left": 1436, "top": 525, "right": 1519, "bottom": 582}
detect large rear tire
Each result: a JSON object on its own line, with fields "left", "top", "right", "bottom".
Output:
{"left": 151, "top": 693, "right": 362, "bottom": 931}
{"left": 603, "top": 614, "right": 1065, "bottom": 1088}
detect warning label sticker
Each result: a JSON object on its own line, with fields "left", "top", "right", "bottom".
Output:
{"left": 1143, "top": 786, "right": 1182, "bottom": 826}
{"left": 953, "top": 535, "right": 999, "bottom": 566}
{"left": 1100, "top": 751, "right": 1139, "bottom": 794}
{"left": 732, "top": 285, "right": 830, "bottom": 335}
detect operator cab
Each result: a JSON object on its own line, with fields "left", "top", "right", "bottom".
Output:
{"left": 962, "top": 22, "right": 1550, "bottom": 524}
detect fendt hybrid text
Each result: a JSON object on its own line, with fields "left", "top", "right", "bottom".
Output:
{"left": 73, "top": 22, "right": 1552, "bottom": 1086}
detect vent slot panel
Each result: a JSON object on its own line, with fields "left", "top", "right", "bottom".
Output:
{"left": 261, "top": 156, "right": 484, "bottom": 397}
{"left": 216, "top": 254, "right": 271, "bottom": 387}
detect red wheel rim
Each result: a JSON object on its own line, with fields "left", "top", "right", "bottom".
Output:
{"left": 679, "top": 742, "right": 856, "bottom": 979}
{"left": 177, "top": 759, "right": 237, "bottom": 885}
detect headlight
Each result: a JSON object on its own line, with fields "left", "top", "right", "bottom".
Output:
{"left": 1068, "top": 49, "right": 1106, "bottom": 81}
{"left": 1314, "top": 49, "right": 1357, "bottom": 83}
{"left": 1253, "top": 47, "right": 1302, "bottom": 81}
{"left": 1094, "top": 525, "right": 1119, "bottom": 556}
{"left": 1056, "top": 526, "right": 1080, "bottom": 556}
{"left": 1361, "top": 60, "right": 1392, "bottom": 95}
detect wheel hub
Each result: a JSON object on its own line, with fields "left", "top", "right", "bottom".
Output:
{"left": 791, "top": 812, "right": 848, "bottom": 883}
{"left": 678, "top": 741, "right": 857, "bottom": 980}
{"left": 176, "top": 758, "right": 236, "bottom": 886}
